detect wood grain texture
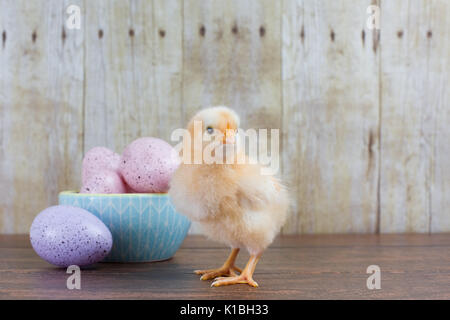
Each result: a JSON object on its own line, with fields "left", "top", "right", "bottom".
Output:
{"left": 281, "top": 0, "right": 380, "bottom": 233}
{"left": 427, "top": 1, "right": 450, "bottom": 232}
{"left": 1, "top": 234, "right": 450, "bottom": 299}
{"left": 0, "top": 1, "right": 449, "bottom": 234}
{"left": 182, "top": 0, "right": 281, "bottom": 129}
{"left": 0, "top": 0, "right": 84, "bottom": 233}
{"left": 379, "top": 0, "right": 450, "bottom": 232}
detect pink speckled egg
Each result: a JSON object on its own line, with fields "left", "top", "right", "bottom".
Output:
{"left": 82, "top": 147, "right": 121, "bottom": 185}
{"left": 80, "top": 169, "right": 126, "bottom": 194}
{"left": 119, "top": 137, "right": 180, "bottom": 193}
{"left": 124, "top": 183, "right": 138, "bottom": 194}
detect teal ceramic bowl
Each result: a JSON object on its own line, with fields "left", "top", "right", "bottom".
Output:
{"left": 58, "top": 191, "right": 191, "bottom": 262}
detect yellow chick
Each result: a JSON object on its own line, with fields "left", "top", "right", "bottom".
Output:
{"left": 169, "top": 106, "right": 288, "bottom": 287}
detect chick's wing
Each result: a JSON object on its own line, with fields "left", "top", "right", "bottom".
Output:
{"left": 235, "top": 168, "right": 283, "bottom": 211}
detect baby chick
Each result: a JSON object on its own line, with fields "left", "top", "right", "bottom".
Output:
{"left": 169, "top": 106, "right": 288, "bottom": 287}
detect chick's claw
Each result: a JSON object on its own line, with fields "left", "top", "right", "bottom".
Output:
{"left": 210, "top": 253, "right": 262, "bottom": 287}
{"left": 195, "top": 266, "right": 241, "bottom": 280}
{"left": 195, "top": 248, "right": 242, "bottom": 280}
{"left": 211, "top": 275, "right": 259, "bottom": 288}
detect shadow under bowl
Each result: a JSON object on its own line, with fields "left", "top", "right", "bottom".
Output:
{"left": 59, "top": 191, "right": 191, "bottom": 262}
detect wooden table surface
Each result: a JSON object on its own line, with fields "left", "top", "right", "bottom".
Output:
{"left": 1, "top": 234, "right": 449, "bottom": 300}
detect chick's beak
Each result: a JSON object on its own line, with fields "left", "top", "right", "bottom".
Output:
{"left": 223, "top": 123, "right": 236, "bottom": 144}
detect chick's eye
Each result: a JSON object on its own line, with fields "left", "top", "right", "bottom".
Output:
{"left": 206, "top": 127, "right": 214, "bottom": 134}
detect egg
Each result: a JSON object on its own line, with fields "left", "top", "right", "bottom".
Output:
{"left": 30, "top": 205, "right": 113, "bottom": 267}
{"left": 80, "top": 169, "right": 126, "bottom": 194}
{"left": 82, "top": 147, "right": 121, "bottom": 185}
{"left": 124, "top": 183, "right": 138, "bottom": 193}
{"left": 119, "top": 137, "right": 180, "bottom": 193}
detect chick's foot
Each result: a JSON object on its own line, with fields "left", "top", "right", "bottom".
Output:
{"left": 194, "top": 248, "right": 242, "bottom": 281}
{"left": 195, "top": 266, "right": 242, "bottom": 280}
{"left": 211, "top": 252, "right": 262, "bottom": 288}
{"left": 211, "top": 274, "right": 258, "bottom": 287}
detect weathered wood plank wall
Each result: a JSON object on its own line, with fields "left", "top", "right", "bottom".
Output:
{"left": 282, "top": 0, "right": 380, "bottom": 234}
{"left": 380, "top": 0, "right": 450, "bottom": 233}
{"left": 84, "top": 0, "right": 183, "bottom": 152}
{"left": 0, "top": 0, "right": 449, "bottom": 234}
{"left": 0, "top": 0, "right": 84, "bottom": 233}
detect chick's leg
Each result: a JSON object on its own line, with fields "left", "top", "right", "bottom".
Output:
{"left": 212, "top": 252, "right": 262, "bottom": 288}
{"left": 194, "top": 248, "right": 242, "bottom": 280}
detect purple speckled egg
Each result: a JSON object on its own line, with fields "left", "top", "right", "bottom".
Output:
{"left": 119, "top": 137, "right": 180, "bottom": 193}
{"left": 82, "top": 147, "right": 121, "bottom": 185}
{"left": 30, "top": 205, "right": 113, "bottom": 267}
{"left": 80, "top": 169, "right": 126, "bottom": 194}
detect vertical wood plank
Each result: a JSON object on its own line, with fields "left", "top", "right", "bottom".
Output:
{"left": 182, "top": 0, "right": 281, "bottom": 130}
{"left": 379, "top": 0, "right": 443, "bottom": 232}
{"left": 430, "top": 2, "right": 450, "bottom": 232}
{"left": 380, "top": 0, "right": 450, "bottom": 232}
{"left": 183, "top": 0, "right": 282, "bottom": 234}
{"left": 0, "top": 0, "right": 84, "bottom": 233}
{"left": 83, "top": 0, "right": 183, "bottom": 154}
{"left": 380, "top": 1, "right": 429, "bottom": 232}
{"left": 282, "top": 0, "right": 380, "bottom": 233}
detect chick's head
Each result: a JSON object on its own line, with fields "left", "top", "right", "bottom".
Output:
{"left": 183, "top": 106, "right": 241, "bottom": 164}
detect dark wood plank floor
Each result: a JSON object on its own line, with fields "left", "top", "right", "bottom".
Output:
{"left": 0, "top": 234, "right": 449, "bottom": 299}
